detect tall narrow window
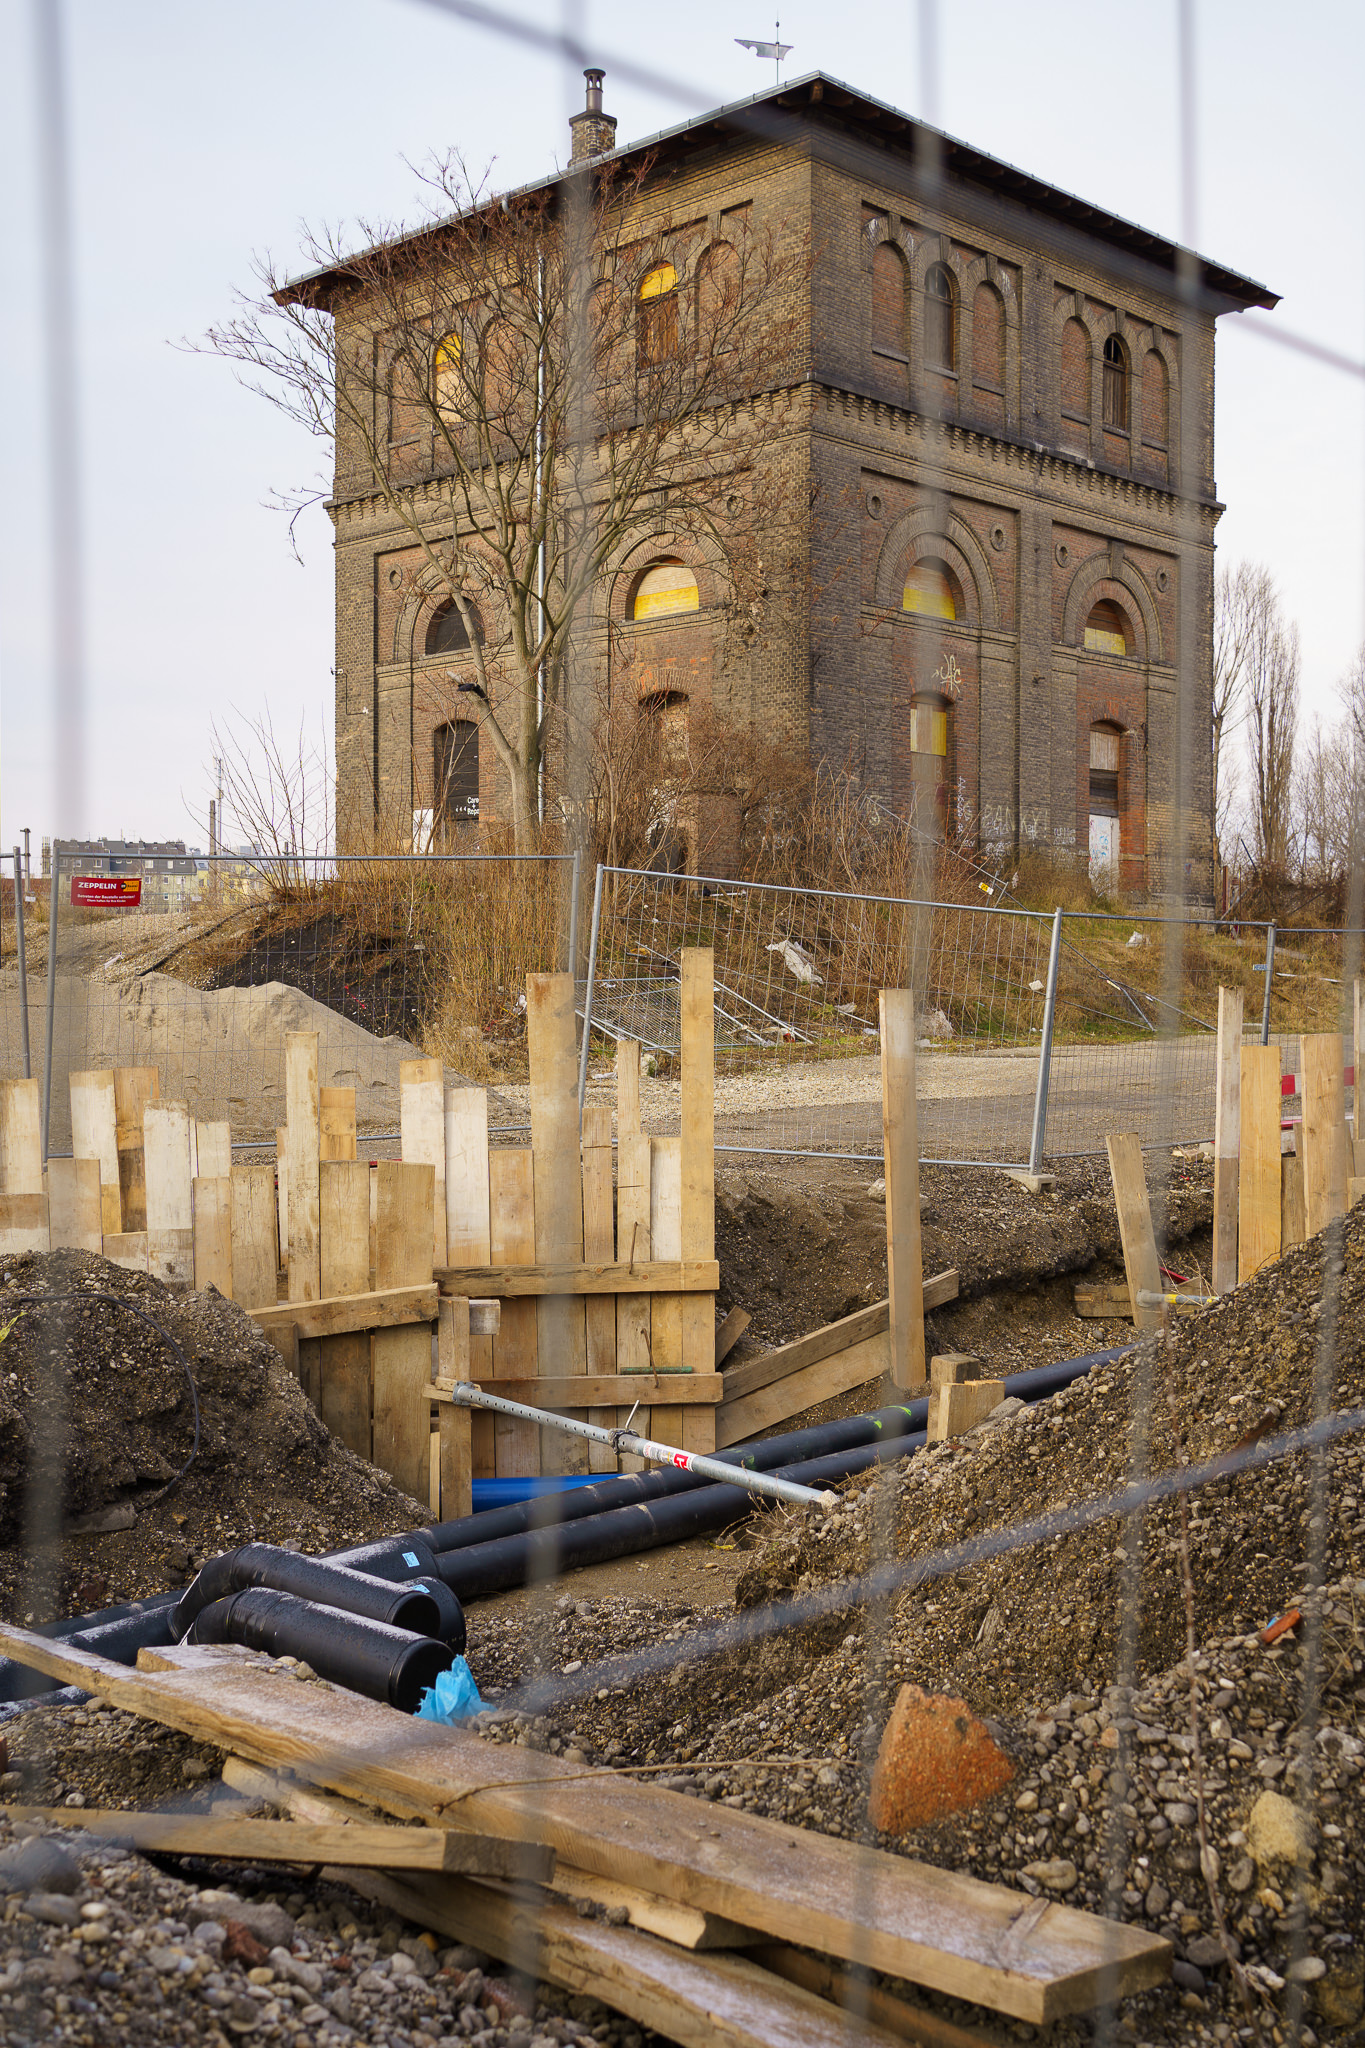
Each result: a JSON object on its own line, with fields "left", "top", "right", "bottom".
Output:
{"left": 872, "top": 243, "right": 908, "bottom": 356}
{"left": 638, "top": 263, "right": 679, "bottom": 366}
{"left": 434, "top": 334, "right": 464, "bottom": 423}
{"left": 972, "top": 283, "right": 1004, "bottom": 390}
{"left": 1060, "top": 319, "right": 1091, "bottom": 421}
{"left": 924, "top": 263, "right": 956, "bottom": 371}
{"left": 1102, "top": 334, "right": 1129, "bottom": 430}
{"left": 435, "top": 720, "right": 480, "bottom": 826}
{"left": 1141, "top": 349, "right": 1169, "bottom": 446}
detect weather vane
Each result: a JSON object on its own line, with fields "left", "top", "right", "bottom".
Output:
{"left": 736, "top": 22, "right": 793, "bottom": 84}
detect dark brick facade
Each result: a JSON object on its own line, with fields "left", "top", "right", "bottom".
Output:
{"left": 324, "top": 74, "right": 1275, "bottom": 904}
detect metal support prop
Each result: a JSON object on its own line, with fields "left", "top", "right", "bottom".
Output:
{"left": 41, "top": 849, "right": 61, "bottom": 1163}
{"left": 576, "top": 860, "right": 606, "bottom": 1113}
{"left": 1027, "top": 906, "right": 1064, "bottom": 1175}
{"left": 1135, "top": 1288, "right": 1217, "bottom": 1310}
{"left": 439, "top": 1380, "right": 836, "bottom": 1508}
{"left": 1260, "top": 923, "right": 1276, "bottom": 1045}
{"left": 12, "top": 849, "right": 30, "bottom": 1080}
{"left": 566, "top": 845, "right": 581, "bottom": 981}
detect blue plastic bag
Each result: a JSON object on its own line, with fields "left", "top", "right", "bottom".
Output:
{"left": 415, "top": 1656, "right": 485, "bottom": 1723}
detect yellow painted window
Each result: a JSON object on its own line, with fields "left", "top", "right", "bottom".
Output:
{"left": 902, "top": 563, "right": 957, "bottom": 620}
{"left": 1084, "top": 601, "right": 1128, "bottom": 656}
{"left": 633, "top": 562, "right": 700, "bottom": 621}
{"left": 910, "top": 703, "right": 948, "bottom": 755}
{"left": 640, "top": 264, "right": 678, "bottom": 301}
{"left": 434, "top": 333, "right": 463, "bottom": 418}
{"left": 639, "top": 264, "right": 679, "bottom": 365}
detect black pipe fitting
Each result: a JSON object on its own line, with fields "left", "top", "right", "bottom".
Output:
{"left": 170, "top": 1543, "right": 464, "bottom": 1651}
{"left": 190, "top": 1587, "right": 453, "bottom": 1714}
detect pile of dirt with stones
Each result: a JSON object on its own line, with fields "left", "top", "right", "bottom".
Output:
{"left": 0, "top": 1252, "right": 425, "bottom": 1627}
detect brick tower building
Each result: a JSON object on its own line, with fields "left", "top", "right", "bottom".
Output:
{"left": 310, "top": 72, "right": 1275, "bottom": 901}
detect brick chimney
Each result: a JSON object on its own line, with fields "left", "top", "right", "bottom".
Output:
{"left": 569, "top": 69, "right": 616, "bottom": 164}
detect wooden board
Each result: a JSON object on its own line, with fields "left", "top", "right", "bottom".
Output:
{"left": 101, "top": 1229, "right": 147, "bottom": 1272}
{"left": 1104, "top": 1133, "right": 1162, "bottom": 1332}
{"left": 527, "top": 972, "right": 587, "bottom": 1473}
{"left": 445, "top": 1088, "right": 494, "bottom": 1479}
{"left": 617, "top": 1038, "right": 642, "bottom": 1136}
{"left": 1301, "top": 1032, "right": 1348, "bottom": 1238}
{"left": 680, "top": 949, "right": 716, "bottom": 1455}
{"left": 715, "top": 1307, "right": 750, "bottom": 1367}
{"left": 715, "top": 1332, "right": 892, "bottom": 1448}
{"left": 927, "top": 1379, "right": 1006, "bottom": 1443}
{"left": 437, "top": 1259, "right": 719, "bottom": 1296}
{"left": 230, "top": 1163, "right": 278, "bottom": 1311}
{"left": 400, "top": 1056, "right": 447, "bottom": 1268}
{"left": 0, "top": 1629, "right": 1169, "bottom": 2027}
{"left": 0, "top": 1192, "right": 49, "bottom": 1256}
{"left": 276, "top": 1127, "right": 289, "bottom": 1268}
{"left": 488, "top": 1147, "right": 538, "bottom": 1476}
{"left": 112, "top": 1066, "right": 158, "bottom": 1232}
{"left": 319, "top": 1087, "right": 358, "bottom": 1162}
{"left": 195, "top": 1120, "right": 232, "bottom": 1183}
{"left": 144, "top": 1102, "right": 192, "bottom": 1251}
{"left": 47, "top": 1156, "right": 102, "bottom": 1253}
{"left": 1281, "top": 1151, "right": 1307, "bottom": 1251}
{"left": 69, "top": 1069, "right": 121, "bottom": 1234}
{"left": 550, "top": 1862, "right": 756, "bottom": 1950}
{"left": 649, "top": 1136, "right": 683, "bottom": 1447}
{"left": 371, "top": 1163, "right": 435, "bottom": 1501}
{"left": 148, "top": 1228, "right": 194, "bottom": 1286}
{"left": 615, "top": 1132, "right": 652, "bottom": 1463}
{"left": 751, "top": 1944, "right": 1012, "bottom": 2048}
{"left": 192, "top": 1177, "right": 233, "bottom": 1295}
{"left": 439, "top": 1373, "right": 724, "bottom": 1410}
{"left": 1350, "top": 1176, "right": 1365, "bottom": 1210}
{"left": 0, "top": 1079, "right": 44, "bottom": 1195}
{"left": 285, "top": 1033, "right": 321, "bottom": 1303}
{"left": 319, "top": 1159, "right": 373, "bottom": 1458}
{"left": 581, "top": 1101, "right": 617, "bottom": 1472}
{"left": 1073, "top": 1281, "right": 1134, "bottom": 1320}
{"left": 721, "top": 1274, "right": 960, "bottom": 1406}
{"left": 438, "top": 1296, "right": 473, "bottom": 1518}
{"left": 880, "top": 990, "right": 925, "bottom": 1390}
{"left": 1211, "top": 986, "right": 1242, "bottom": 1294}
{"left": 1238, "top": 1046, "right": 1282, "bottom": 1284}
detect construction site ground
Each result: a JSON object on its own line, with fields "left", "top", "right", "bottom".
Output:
{"left": 2, "top": 1156, "right": 1362, "bottom": 2047}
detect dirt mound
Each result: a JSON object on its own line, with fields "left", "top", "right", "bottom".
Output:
{"left": 0, "top": 1252, "right": 425, "bottom": 1625}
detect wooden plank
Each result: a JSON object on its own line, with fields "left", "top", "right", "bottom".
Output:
{"left": 195, "top": 1120, "right": 233, "bottom": 1183}
{"left": 1103, "top": 1133, "right": 1162, "bottom": 1332}
{"left": 927, "top": 1379, "right": 1006, "bottom": 1443}
{"left": 0, "top": 1628, "right": 1170, "bottom": 2028}
{"left": 551, "top": 1863, "right": 756, "bottom": 1950}
{"left": 1211, "top": 986, "right": 1242, "bottom": 1294}
{"left": 615, "top": 1132, "right": 652, "bottom": 1464}
{"left": 70, "top": 1069, "right": 121, "bottom": 1234}
{"left": 488, "top": 1147, "right": 538, "bottom": 1476}
{"left": 527, "top": 971, "right": 588, "bottom": 1473}
{"left": 438, "top": 1296, "right": 473, "bottom": 1517}
{"left": 248, "top": 1284, "right": 441, "bottom": 1340}
{"left": 437, "top": 1259, "right": 719, "bottom": 1297}
{"left": 1238, "top": 1047, "right": 1282, "bottom": 1284}
{"left": 230, "top": 1163, "right": 278, "bottom": 1311}
{"left": 17, "top": 1806, "right": 554, "bottom": 1881}
{"left": 1350, "top": 1176, "right": 1365, "bottom": 1210}
{"left": 751, "top": 1944, "right": 1011, "bottom": 2048}
{"left": 319, "top": 1086, "right": 358, "bottom": 1162}
{"left": 192, "top": 1177, "right": 233, "bottom": 1295}
{"left": 148, "top": 1228, "right": 194, "bottom": 1286}
{"left": 680, "top": 949, "right": 716, "bottom": 1456}
{"left": 400, "top": 1057, "right": 447, "bottom": 1267}
{"left": 1072, "top": 1281, "right": 1133, "bottom": 1321}
{"left": 581, "top": 1102, "right": 617, "bottom": 1472}
{"left": 276, "top": 1127, "right": 289, "bottom": 1268}
{"left": 112, "top": 1067, "right": 158, "bottom": 1232}
{"left": 144, "top": 1101, "right": 193, "bottom": 1244}
{"left": 617, "top": 1037, "right": 642, "bottom": 1137}
{"left": 0, "top": 1079, "right": 43, "bottom": 1195}
{"left": 649, "top": 1136, "right": 683, "bottom": 1447}
{"left": 438, "top": 1373, "right": 725, "bottom": 1410}
{"left": 930, "top": 1353, "right": 982, "bottom": 1390}
{"left": 445, "top": 1087, "right": 494, "bottom": 1478}
{"left": 47, "top": 1156, "right": 102, "bottom": 1253}
{"left": 721, "top": 1274, "right": 960, "bottom": 1406}
{"left": 101, "top": 1229, "right": 147, "bottom": 1273}
{"left": 880, "top": 990, "right": 925, "bottom": 1390}
{"left": 715, "top": 1333, "right": 890, "bottom": 1448}
{"left": 714, "top": 1306, "right": 751, "bottom": 1366}
{"left": 372, "top": 1162, "right": 436, "bottom": 1501}
{"left": 319, "top": 1159, "right": 373, "bottom": 1459}
{"left": 285, "top": 1032, "right": 321, "bottom": 1303}
{"left": 1301, "top": 1032, "right": 1348, "bottom": 1238}
{"left": 1281, "top": 1151, "right": 1307, "bottom": 1251}
{"left": 0, "top": 1192, "right": 49, "bottom": 1256}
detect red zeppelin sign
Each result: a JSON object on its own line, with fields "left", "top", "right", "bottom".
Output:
{"left": 71, "top": 875, "right": 142, "bottom": 908}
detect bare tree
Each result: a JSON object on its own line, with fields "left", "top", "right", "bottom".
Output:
{"left": 1294, "top": 648, "right": 1365, "bottom": 886}
{"left": 206, "top": 708, "right": 333, "bottom": 891}
{"left": 1211, "top": 560, "right": 1275, "bottom": 862}
{"left": 1243, "top": 589, "right": 1300, "bottom": 874}
{"left": 203, "top": 158, "right": 807, "bottom": 852}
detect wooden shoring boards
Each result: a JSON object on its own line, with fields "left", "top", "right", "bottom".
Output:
{"left": 649, "top": 1136, "right": 684, "bottom": 1450}
{"left": 275, "top": 1128, "right": 289, "bottom": 1269}
{"left": 437, "top": 1295, "right": 473, "bottom": 1516}
{"left": 69, "top": 1069, "right": 121, "bottom": 1234}
{"left": 581, "top": 1102, "right": 617, "bottom": 1472}
{"left": 0, "top": 1079, "right": 43, "bottom": 1195}
{"left": 47, "top": 1157, "right": 102, "bottom": 1253}
{"left": 372, "top": 1162, "right": 435, "bottom": 1502}
{"left": 113, "top": 1067, "right": 158, "bottom": 1232}
{"left": 488, "top": 1147, "right": 539, "bottom": 1476}
{"left": 527, "top": 973, "right": 587, "bottom": 1474}
{"left": 437, "top": 1260, "right": 718, "bottom": 1297}
{"left": 144, "top": 1100, "right": 193, "bottom": 1286}
{"left": 0, "top": 1629, "right": 1170, "bottom": 2028}
{"left": 319, "top": 1087, "right": 358, "bottom": 1162}
{"left": 319, "top": 1159, "right": 373, "bottom": 1458}
{"left": 400, "top": 1058, "right": 447, "bottom": 1268}
{"left": 1281, "top": 1152, "right": 1307, "bottom": 1251}
{"left": 1211, "top": 987, "right": 1242, "bottom": 1293}
{"left": 0, "top": 1194, "right": 49, "bottom": 1256}
{"left": 195, "top": 1121, "right": 232, "bottom": 1183}
{"left": 1238, "top": 1046, "right": 1282, "bottom": 1284}
{"left": 192, "top": 1178, "right": 233, "bottom": 1294}
{"left": 445, "top": 1088, "right": 494, "bottom": 1480}
{"left": 880, "top": 990, "right": 925, "bottom": 1389}
{"left": 679, "top": 949, "right": 716, "bottom": 1456}
{"left": 617, "top": 1038, "right": 642, "bottom": 1139}
{"left": 1301, "top": 1032, "right": 1349, "bottom": 1238}
{"left": 1104, "top": 1133, "right": 1162, "bottom": 1332}
{"left": 615, "top": 1131, "right": 652, "bottom": 1463}
{"left": 231, "top": 1163, "right": 278, "bottom": 1311}
{"left": 286, "top": 1033, "right": 322, "bottom": 1405}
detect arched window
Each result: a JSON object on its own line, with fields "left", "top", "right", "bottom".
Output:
{"left": 435, "top": 720, "right": 479, "bottom": 826}
{"left": 425, "top": 600, "right": 483, "bottom": 657}
{"left": 902, "top": 559, "right": 958, "bottom": 620}
{"left": 972, "top": 283, "right": 1004, "bottom": 391}
{"left": 633, "top": 561, "right": 699, "bottom": 621}
{"left": 872, "top": 243, "right": 909, "bottom": 356}
{"left": 1084, "top": 601, "right": 1129, "bottom": 657}
{"left": 924, "top": 263, "right": 956, "bottom": 372}
{"left": 638, "top": 263, "right": 679, "bottom": 366}
{"left": 1141, "top": 349, "right": 1169, "bottom": 447}
{"left": 1102, "top": 334, "right": 1129, "bottom": 431}
{"left": 909, "top": 699, "right": 949, "bottom": 756}
{"left": 434, "top": 334, "right": 464, "bottom": 422}
{"left": 1061, "top": 319, "right": 1091, "bottom": 421}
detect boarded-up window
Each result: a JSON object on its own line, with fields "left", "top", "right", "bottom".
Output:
{"left": 634, "top": 562, "right": 700, "bottom": 621}
{"left": 909, "top": 701, "right": 949, "bottom": 755}
{"left": 698, "top": 242, "right": 741, "bottom": 334}
{"left": 435, "top": 720, "right": 480, "bottom": 824}
{"left": 1084, "top": 601, "right": 1129, "bottom": 657}
{"left": 1061, "top": 319, "right": 1091, "bottom": 420}
{"left": 902, "top": 561, "right": 957, "bottom": 620}
{"left": 388, "top": 350, "right": 424, "bottom": 446}
{"left": 872, "top": 243, "right": 908, "bottom": 355}
{"left": 426, "top": 601, "right": 483, "bottom": 656}
{"left": 1102, "top": 335, "right": 1129, "bottom": 431}
{"left": 924, "top": 264, "right": 955, "bottom": 371}
{"left": 1142, "top": 349, "right": 1169, "bottom": 445}
{"left": 639, "top": 263, "right": 679, "bottom": 366}
{"left": 972, "top": 284, "right": 1004, "bottom": 390}
{"left": 434, "top": 334, "right": 464, "bottom": 424}
{"left": 1089, "top": 725, "right": 1121, "bottom": 812}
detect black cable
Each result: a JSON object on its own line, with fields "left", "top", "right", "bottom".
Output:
{"left": 1, "top": 1288, "right": 201, "bottom": 1510}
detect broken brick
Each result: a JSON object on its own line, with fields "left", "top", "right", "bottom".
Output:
{"left": 868, "top": 1683, "right": 1015, "bottom": 1834}
{"left": 221, "top": 1920, "right": 270, "bottom": 1968}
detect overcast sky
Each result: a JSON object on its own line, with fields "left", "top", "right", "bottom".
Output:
{"left": 1, "top": 0, "right": 1361, "bottom": 853}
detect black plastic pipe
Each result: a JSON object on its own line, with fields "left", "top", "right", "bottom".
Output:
{"left": 190, "top": 1588, "right": 453, "bottom": 1714}
{"left": 170, "top": 1543, "right": 463, "bottom": 1651}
